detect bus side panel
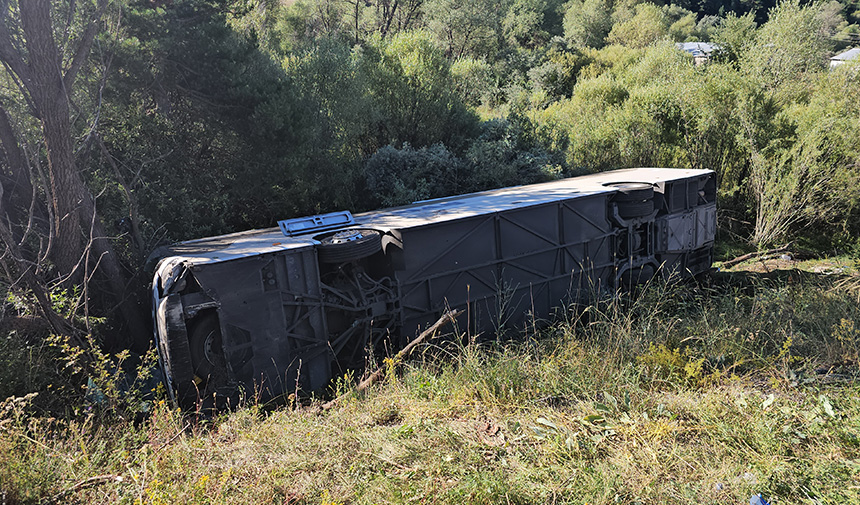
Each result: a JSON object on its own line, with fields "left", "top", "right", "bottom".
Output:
{"left": 190, "top": 247, "right": 331, "bottom": 398}
{"left": 396, "top": 193, "right": 616, "bottom": 340}
{"left": 556, "top": 194, "right": 615, "bottom": 300}
{"left": 395, "top": 215, "right": 497, "bottom": 339}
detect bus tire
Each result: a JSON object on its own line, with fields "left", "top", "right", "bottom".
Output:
{"left": 318, "top": 229, "right": 382, "bottom": 264}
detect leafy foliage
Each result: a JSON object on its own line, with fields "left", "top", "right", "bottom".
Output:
{"left": 365, "top": 143, "right": 463, "bottom": 207}
{"left": 364, "top": 118, "right": 557, "bottom": 207}
{"left": 607, "top": 2, "right": 671, "bottom": 48}
{"left": 563, "top": 0, "right": 614, "bottom": 48}
{"left": 85, "top": 0, "right": 860, "bottom": 252}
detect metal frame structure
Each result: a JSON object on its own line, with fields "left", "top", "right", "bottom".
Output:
{"left": 151, "top": 167, "right": 717, "bottom": 408}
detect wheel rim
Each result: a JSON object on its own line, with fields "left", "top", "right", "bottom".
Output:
{"left": 329, "top": 229, "right": 364, "bottom": 244}
{"left": 189, "top": 316, "right": 224, "bottom": 381}
{"left": 317, "top": 229, "right": 383, "bottom": 264}
{"left": 202, "top": 330, "right": 219, "bottom": 368}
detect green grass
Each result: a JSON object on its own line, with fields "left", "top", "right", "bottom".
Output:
{"left": 2, "top": 267, "right": 860, "bottom": 504}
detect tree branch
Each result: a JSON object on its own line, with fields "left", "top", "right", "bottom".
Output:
{"left": 46, "top": 474, "right": 124, "bottom": 504}
{"left": 0, "top": 11, "right": 33, "bottom": 92}
{"left": 63, "top": 0, "right": 109, "bottom": 90}
{"left": 0, "top": 182, "right": 77, "bottom": 339}
{"left": 720, "top": 245, "right": 791, "bottom": 269}
{"left": 322, "top": 309, "right": 462, "bottom": 411}
{"left": 25, "top": 143, "right": 55, "bottom": 269}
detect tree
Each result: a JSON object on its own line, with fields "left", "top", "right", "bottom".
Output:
{"left": 0, "top": 0, "right": 148, "bottom": 348}
{"left": 742, "top": 56, "right": 860, "bottom": 246}
{"left": 374, "top": 0, "right": 426, "bottom": 38}
{"left": 368, "top": 31, "right": 480, "bottom": 150}
{"left": 527, "top": 40, "right": 593, "bottom": 100}
{"left": 424, "top": 0, "right": 508, "bottom": 58}
{"left": 364, "top": 143, "right": 464, "bottom": 206}
{"left": 265, "top": 0, "right": 425, "bottom": 54}
{"left": 711, "top": 12, "right": 757, "bottom": 63}
{"left": 463, "top": 117, "right": 557, "bottom": 189}
{"left": 606, "top": 3, "right": 670, "bottom": 48}
{"left": 101, "top": 0, "right": 346, "bottom": 234}
{"left": 664, "top": 4, "right": 698, "bottom": 41}
{"left": 503, "top": 0, "right": 550, "bottom": 49}
{"left": 563, "top": 0, "right": 613, "bottom": 48}
{"left": 451, "top": 57, "right": 495, "bottom": 106}
{"left": 742, "top": 0, "right": 830, "bottom": 88}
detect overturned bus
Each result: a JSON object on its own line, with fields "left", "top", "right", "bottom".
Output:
{"left": 151, "top": 167, "right": 717, "bottom": 408}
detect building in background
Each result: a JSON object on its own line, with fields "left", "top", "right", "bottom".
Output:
{"left": 676, "top": 42, "right": 721, "bottom": 65}
{"left": 830, "top": 47, "right": 860, "bottom": 69}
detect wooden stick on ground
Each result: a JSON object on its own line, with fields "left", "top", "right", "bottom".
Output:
{"left": 721, "top": 245, "right": 790, "bottom": 269}
{"left": 322, "top": 309, "right": 462, "bottom": 411}
{"left": 44, "top": 475, "right": 124, "bottom": 504}
{"left": 153, "top": 422, "right": 190, "bottom": 453}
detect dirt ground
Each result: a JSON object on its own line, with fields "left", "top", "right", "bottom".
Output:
{"left": 718, "top": 253, "right": 858, "bottom": 276}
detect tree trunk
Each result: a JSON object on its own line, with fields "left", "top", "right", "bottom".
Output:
{"left": 0, "top": 107, "right": 37, "bottom": 221}
{"left": 20, "top": 0, "right": 85, "bottom": 277}
{"left": 0, "top": 0, "right": 150, "bottom": 349}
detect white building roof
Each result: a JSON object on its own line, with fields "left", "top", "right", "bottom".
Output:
{"left": 676, "top": 42, "right": 720, "bottom": 58}
{"left": 831, "top": 47, "right": 860, "bottom": 62}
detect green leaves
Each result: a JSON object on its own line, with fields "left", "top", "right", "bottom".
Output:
{"left": 743, "top": 0, "right": 831, "bottom": 86}
{"left": 820, "top": 395, "right": 837, "bottom": 419}
{"left": 606, "top": 3, "right": 670, "bottom": 48}
{"left": 423, "top": 0, "right": 505, "bottom": 59}
{"left": 563, "top": 0, "right": 613, "bottom": 49}
{"left": 364, "top": 117, "right": 555, "bottom": 207}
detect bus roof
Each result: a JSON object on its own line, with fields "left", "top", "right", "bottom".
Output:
{"left": 153, "top": 167, "right": 711, "bottom": 266}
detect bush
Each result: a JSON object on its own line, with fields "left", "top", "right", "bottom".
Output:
{"left": 364, "top": 143, "right": 464, "bottom": 207}
{"left": 464, "top": 118, "right": 560, "bottom": 188}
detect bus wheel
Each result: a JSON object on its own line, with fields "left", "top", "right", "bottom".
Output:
{"left": 188, "top": 315, "right": 228, "bottom": 395}
{"left": 317, "top": 229, "right": 382, "bottom": 264}
{"left": 609, "top": 182, "right": 654, "bottom": 202}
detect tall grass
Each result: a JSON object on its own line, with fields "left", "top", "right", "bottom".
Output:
{"left": 1, "top": 270, "right": 859, "bottom": 504}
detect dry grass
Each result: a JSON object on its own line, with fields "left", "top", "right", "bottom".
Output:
{"left": 2, "top": 266, "right": 860, "bottom": 504}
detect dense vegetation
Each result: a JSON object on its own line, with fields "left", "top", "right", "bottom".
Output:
{"left": 93, "top": 0, "right": 860, "bottom": 249}
{"left": 1, "top": 0, "right": 860, "bottom": 502}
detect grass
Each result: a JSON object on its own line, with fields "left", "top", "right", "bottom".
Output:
{"left": 2, "top": 264, "right": 860, "bottom": 504}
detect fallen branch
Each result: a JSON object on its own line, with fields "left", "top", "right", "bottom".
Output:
{"left": 153, "top": 422, "right": 190, "bottom": 453}
{"left": 831, "top": 275, "right": 860, "bottom": 304}
{"left": 44, "top": 474, "right": 124, "bottom": 504}
{"left": 321, "top": 309, "right": 462, "bottom": 411}
{"left": 721, "top": 245, "right": 790, "bottom": 269}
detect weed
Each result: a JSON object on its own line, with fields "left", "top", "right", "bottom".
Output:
{"left": 2, "top": 268, "right": 860, "bottom": 503}
{"left": 830, "top": 318, "right": 859, "bottom": 363}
